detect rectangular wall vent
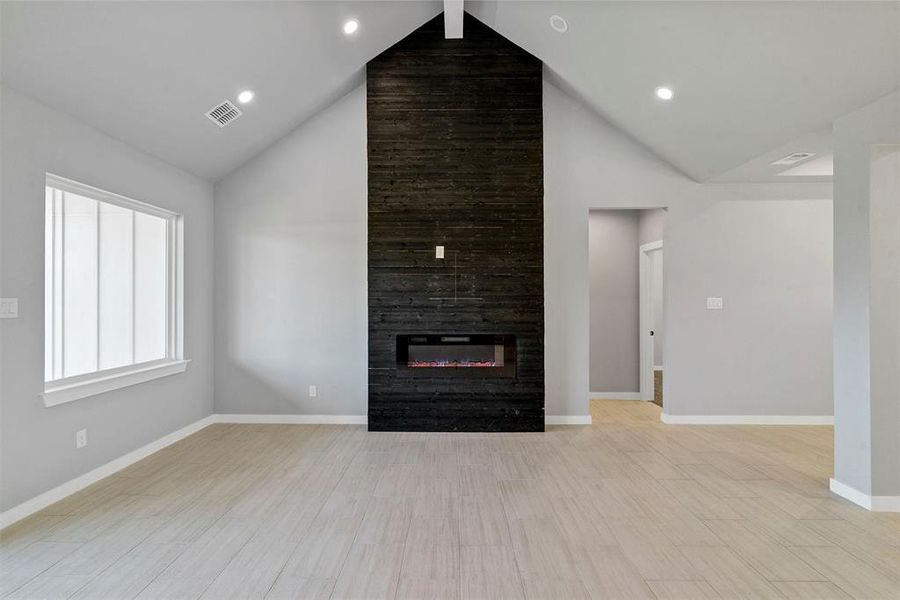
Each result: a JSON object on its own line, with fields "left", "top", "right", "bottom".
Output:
{"left": 771, "top": 152, "right": 815, "bottom": 166}
{"left": 205, "top": 100, "right": 242, "bottom": 128}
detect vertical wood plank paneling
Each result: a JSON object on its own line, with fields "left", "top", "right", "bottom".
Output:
{"left": 367, "top": 14, "right": 544, "bottom": 431}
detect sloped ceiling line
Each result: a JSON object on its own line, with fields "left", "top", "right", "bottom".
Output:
{"left": 3, "top": 0, "right": 896, "bottom": 182}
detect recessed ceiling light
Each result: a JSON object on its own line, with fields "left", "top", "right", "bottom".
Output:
{"left": 655, "top": 86, "right": 674, "bottom": 101}
{"left": 549, "top": 15, "right": 568, "bottom": 33}
{"left": 237, "top": 90, "right": 254, "bottom": 104}
{"left": 343, "top": 19, "right": 359, "bottom": 35}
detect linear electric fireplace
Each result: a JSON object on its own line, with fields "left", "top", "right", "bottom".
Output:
{"left": 396, "top": 335, "right": 516, "bottom": 378}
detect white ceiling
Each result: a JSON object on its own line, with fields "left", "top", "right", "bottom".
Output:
{"left": 712, "top": 128, "right": 834, "bottom": 183}
{"left": 467, "top": 0, "right": 899, "bottom": 181}
{"left": 1, "top": 1, "right": 442, "bottom": 181}
{"left": 3, "top": 1, "right": 898, "bottom": 182}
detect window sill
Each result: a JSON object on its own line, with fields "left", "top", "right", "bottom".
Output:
{"left": 41, "top": 359, "right": 190, "bottom": 407}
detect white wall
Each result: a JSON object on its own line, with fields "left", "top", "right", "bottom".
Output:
{"left": 214, "top": 85, "right": 368, "bottom": 416}
{"left": 0, "top": 86, "right": 214, "bottom": 512}
{"left": 588, "top": 210, "right": 640, "bottom": 393}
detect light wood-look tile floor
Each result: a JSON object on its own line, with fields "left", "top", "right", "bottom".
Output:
{"left": 2, "top": 400, "right": 900, "bottom": 599}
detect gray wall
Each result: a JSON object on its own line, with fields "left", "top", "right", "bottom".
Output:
{"left": 650, "top": 246, "right": 664, "bottom": 367}
{"left": 213, "top": 85, "right": 368, "bottom": 416}
{"left": 0, "top": 86, "right": 214, "bottom": 512}
{"left": 588, "top": 210, "right": 640, "bottom": 393}
{"left": 867, "top": 146, "right": 900, "bottom": 498}
{"left": 211, "top": 75, "right": 833, "bottom": 421}
{"left": 543, "top": 78, "right": 833, "bottom": 418}
{"left": 665, "top": 199, "right": 833, "bottom": 416}
{"left": 639, "top": 208, "right": 666, "bottom": 366}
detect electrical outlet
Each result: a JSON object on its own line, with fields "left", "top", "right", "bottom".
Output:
{"left": 435, "top": 245, "right": 444, "bottom": 259}
{"left": 75, "top": 429, "right": 87, "bottom": 449}
{"left": 706, "top": 297, "right": 724, "bottom": 310}
{"left": 0, "top": 298, "right": 18, "bottom": 319}
{"left": 309, "top": 385, "right": 317, "bottom": 398}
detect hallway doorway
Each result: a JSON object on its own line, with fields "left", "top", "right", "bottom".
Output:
{"left": 588, "top": 208, "right": 666, "bottom": 406}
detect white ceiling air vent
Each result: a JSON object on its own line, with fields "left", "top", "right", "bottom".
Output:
{"left": 771, "top": 152, "right": 815, "bottom": 166}
{"left": 205, "top": 100, "right": 242, "bottom": 128}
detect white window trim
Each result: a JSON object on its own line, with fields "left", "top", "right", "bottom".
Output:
{"left": 42, "top": 174, "right": 187, "bottom": 407}
{"left": 41, "top": 359, "right": 190, "bottom": 407}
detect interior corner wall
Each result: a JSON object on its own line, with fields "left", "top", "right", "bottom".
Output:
{"left": 213, "top": 84, "right": 368, "bottom": 416}
{"left": 588, "top": 210, "right": 640, "bottom": 393}
{"left": 0, "top": 85, "right": 214, "bottom": 512}
{"left": 638, "top": 208, "right": 666, "bottom": 245}
{"left": 867, "top": 146, "right": 900, "bottom": 498}
{"left": 832, "top": 89, "right": 900, "bottom": 498}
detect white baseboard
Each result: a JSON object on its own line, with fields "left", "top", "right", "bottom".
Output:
{"left": 214, "top": 414, "right": 368, "bottom": 425}
{"left": 661, "top": 413, "right": 834, "bottom": 425}
{"left": 0, "top": 414, "right": 216, "bottom": 530}
{"left": 545, "top": 415, "right": 592, "bottom": 425}
{"left": 590, "top": 392, "right": 643, "bottom": 400}
{"left": 830, "top": 478, "right": 900, "bottom": 512}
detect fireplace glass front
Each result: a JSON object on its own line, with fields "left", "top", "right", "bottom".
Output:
{"left": 396, "top": 335, "right": 516, "bottom": 377}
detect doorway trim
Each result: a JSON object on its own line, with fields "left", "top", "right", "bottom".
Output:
{"left": 639, "top": 240, "right": 663, "bottom": 402}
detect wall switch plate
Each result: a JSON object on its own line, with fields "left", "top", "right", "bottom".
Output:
{"left": 0, "top": 298, "right": 18, "bottom": 319}
{"left": 435, "top": 245, "right": 444, "bottom": 259}
{"left": 706, "top": 297, "right": 724, "bottom": 310}
{"left": 75, "top": 429, "right": 87, "bottom": 449}
{"left": 309, "top": 385, "right": 317, "bottom": 398}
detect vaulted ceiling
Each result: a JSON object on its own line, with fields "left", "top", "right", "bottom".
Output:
{"left": 3, "top": 1, "right": 898, "bottom": 182}
{"left": 1, "top": 1, "right": 443, "bottom": 180}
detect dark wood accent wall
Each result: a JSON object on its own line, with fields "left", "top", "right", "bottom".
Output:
{"left": 367, "top": 13, "right": 544, "bottom": 431}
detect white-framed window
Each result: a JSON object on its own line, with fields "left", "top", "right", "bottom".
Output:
{"left": 42, "top": 174, "right": 187, "bottom": 406}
